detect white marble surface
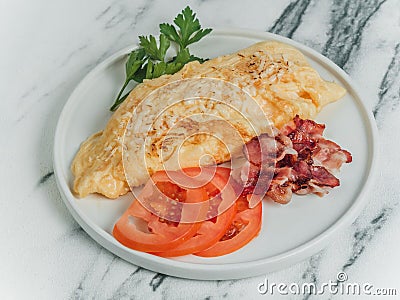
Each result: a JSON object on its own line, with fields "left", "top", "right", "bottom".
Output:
{"left": 1, "top": 0, "right": 400, "bottom": 299}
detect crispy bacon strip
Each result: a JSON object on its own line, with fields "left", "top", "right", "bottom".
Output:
{"left": 236, "top": 115, "right": 352, "bottom": 204}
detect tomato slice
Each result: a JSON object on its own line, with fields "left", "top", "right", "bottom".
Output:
{"left": 113, "top": 166, "right": 236, "bottom": 253}
{"left": 147, "top": 167, "right": 236, "bottom": 223}
{"left": 153, "top": 167, "right": 238, "bottom": 257}
{"left": 194, "top": 194, "right": 262, "bottom": 257}
{"left": 154, "top": 201, "right": 236, "bottom": 257}
{"left": 113, "top": 199, "right": 202, "bottom": 252}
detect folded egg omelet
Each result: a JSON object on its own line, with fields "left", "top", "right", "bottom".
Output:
{"left": 71, "top": 41, "right": 346, "bottom": 198}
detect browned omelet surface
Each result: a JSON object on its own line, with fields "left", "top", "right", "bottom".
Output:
{"left": 71, "top": 41, "right": 346, "bottom": 198}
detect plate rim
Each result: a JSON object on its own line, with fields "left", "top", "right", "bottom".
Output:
{"left": 53, "top": 28, "right": 378, "bottom": 280}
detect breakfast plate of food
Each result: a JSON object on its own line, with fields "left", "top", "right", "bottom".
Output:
{"left": 54, "top": 7, "right": 377, "bottom": 279}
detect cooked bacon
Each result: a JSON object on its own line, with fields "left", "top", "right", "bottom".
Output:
{"left": 243, "top": 133, "right": 276, "bottom": 166}
{"left": 266, "top": 183, "right": 292, "bottom": 204}
{"left": 253, "top": 168, "right": 275, "bottom": 195}
{"left": 310, "top": 166, "right": 340, "bottom": 187}
{"left": 282, "top": 115, "right": 325, "bottom": 137}
{"left": 273, "top": 167, "right": 293, "bottom": 185}
{"left": 294, "top": 182, "right": 331, "bottom": 196}
{"left": 297, "top": 148, "right": 313, "bottom": 164}
{"left": 240, "top": 131, "right": 295, "bottom": 196}
{"left": 235, "top": 115, "right": 352, "bottom": 204}
{"left": 282, "top": 115, "right": 352, "bottom": 172}
{"left": 312, "top": 138, "right": 352, "bottom": 173}
{"left": 238, "top": 161, "right": 274, "bottom": 196}
{"left": 239, "top": 161, "right": 260, "bottom": 194}
{"left": 275, "top": 134, "right": 297, "bottom": 160}
{"left": 276, "top": 154, "right": 296, "bottom": 168}
{"left": 293, "top": 160, "right": 312, "bottom": 184}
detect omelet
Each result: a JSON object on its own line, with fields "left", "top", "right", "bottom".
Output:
{"left": 71, "top": 41, "right": 346, "bottom": 198}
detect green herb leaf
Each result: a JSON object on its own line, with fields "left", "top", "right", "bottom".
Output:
{"left": 159, "top": 23, "right": 180, "bottom": 45}
{"left": 125, "top": 48, "right": 146, "bottom": 80}
{"left": 188, "top": 28, "right": 212, "bottom": 45}
{"left": 139, "top": 34, "right": 170, "bottom": 61}
{"left": 160, "top": 6, "right": 212, "bottom": 49}
{"left": 132, "top": 66, "right": 147, "bottom": 83}
{"left": 145, "top": 60, "right": 154, "bottom": 79}
{"left": 109, "top": 91, "right": 130, "bottom": 111}
{"left": 165, "top": 62, "right": 183, "bottom": 74}
{"left": 174, "top": 48, "right": 191, "bottom": 64}
{"left": 110, "top": 6, "right": 211, "bottom": 111}
{"left": 162, "top": 49, "right": 191, "bottom": 75}
{"left": 110, "top": 48, "right": 146, "bottom": 111}
{"left": 152, "top": 62, "right": 167, "bottom": 78}
{"left": 189, "top": 55, "right": 208, "bottom": 63}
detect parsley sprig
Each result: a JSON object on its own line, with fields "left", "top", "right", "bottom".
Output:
{"left": 110, "top": 6, "right": 212, "bottom": 111}
{"left": 160, "top": 6, "right": 212, "bottom": 51}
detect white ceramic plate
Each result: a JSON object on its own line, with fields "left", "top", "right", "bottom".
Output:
{"left": 53, "top": 29, "right": 378, "bottom": 280}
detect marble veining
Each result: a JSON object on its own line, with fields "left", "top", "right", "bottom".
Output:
{"left": 149, "top": 273, "right": 168, "bottom": 292}
{"left": 300, "top": 253, "right": 322, "bottom": 300}
{"left": 126, "top": 0, "right": 156, "bottom": 29}
{"left": 322, "top": 0, "right": 388, "bottom": 70}
{"left": 2, "top": 0, "right": 400, "bottom": 299}
{"left": 109, "top": 267, "right": 144, "bottom": 299}
{"left": 373, "top": 43, "right": 400, "bottom": 122}
{"left": 342, "top": 208, "right": 393, "bottom": 271}
{"left": 38, "top": 171, "right": 55, "bottom": 186}
{"left": 16, "top": 81, "right": 67, "bottom": 123}
{"left": 268, "top": 0, "right": 312, "bottom": 38}
{"left": 59, "top": 44, "right": 89, "bottom": 68}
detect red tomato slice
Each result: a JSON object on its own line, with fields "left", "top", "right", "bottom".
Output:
{"left": 113, "top": 198, "right": 202, "bottom": 252}
{"left": 194, "top": 194, "right": 262, "bottom": 257}
{"left": 113, "top": 167, "right": 236, "bottom": 253}
{"left": 154, "top": 201, "right": 236, "bottom": 257}
{"left": 150, "top": 167, "right": 236, "bottom": 223}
